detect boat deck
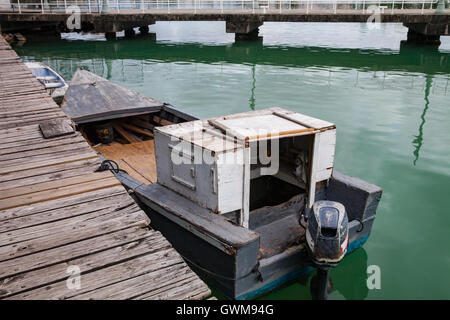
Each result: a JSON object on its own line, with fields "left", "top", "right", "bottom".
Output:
{"left": 94, "top": 140, "right": 157, "bottom": 185}
{"left": 0, "top": 35, "right": 211, "bottom": 300}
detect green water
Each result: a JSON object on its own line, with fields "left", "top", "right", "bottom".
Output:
{"left": 13, "top": 22, "right": 450, "bottom": 299}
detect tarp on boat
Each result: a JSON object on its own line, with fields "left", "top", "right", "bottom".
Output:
{"left": 61, "top": 69, "right": 163, "bottom": 124}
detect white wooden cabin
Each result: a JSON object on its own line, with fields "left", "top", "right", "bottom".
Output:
{"left": 154, "top": 107, "right": 336, "bottom": 228}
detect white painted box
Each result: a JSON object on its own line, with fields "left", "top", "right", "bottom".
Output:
{"left": 154, "top": 107, "right": 336, "bottom": 227}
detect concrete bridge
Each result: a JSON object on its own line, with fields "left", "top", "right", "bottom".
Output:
{"left": 0, "top": 1, "right": 449, "bottom": 45}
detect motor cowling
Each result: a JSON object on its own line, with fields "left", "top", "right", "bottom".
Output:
{"left": 306, "top": 200, "right": 349, "bottom": 268}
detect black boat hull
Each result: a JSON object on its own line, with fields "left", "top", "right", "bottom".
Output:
{"left": 132, "top": 171, "right": 381, "bottom": 299}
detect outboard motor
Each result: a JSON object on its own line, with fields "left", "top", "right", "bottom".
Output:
{"left": 305, "top": 200, "right": 349, "bottom": 299}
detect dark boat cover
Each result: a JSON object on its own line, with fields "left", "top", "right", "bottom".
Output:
{"left": 61, "top": 69, "right": 163, "bottom": 124}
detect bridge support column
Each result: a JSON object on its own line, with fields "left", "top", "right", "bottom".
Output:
{"left": 226, "top": 20, "right": 263, "bottom": 41}
{"left": 105, "top": 32, "right": 116, "bottom": 40}
{"left": 124, "top": 29, "right": 136, "bottom": 37}
{"left": 139, "top": 26, "right": 149, "bottom": 34}
{"left": 404, "top": 23, "right": 449, "bottom": 46}
{"left": 38, "top": 25, "right": 61, "bottom": 38}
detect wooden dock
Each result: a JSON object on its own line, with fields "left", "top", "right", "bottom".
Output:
{"left": 0, "top": 35, "right": 211, "bottom": 300}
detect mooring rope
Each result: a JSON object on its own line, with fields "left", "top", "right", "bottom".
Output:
{"left": 95, "top": 159, "right": 128, "bottom": 175}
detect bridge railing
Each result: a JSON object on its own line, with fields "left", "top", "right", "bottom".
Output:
{"left": 4, "top": 0, "right": 444, "bottom": 14}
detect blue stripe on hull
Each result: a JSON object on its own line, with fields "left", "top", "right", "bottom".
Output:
{"left": 236, "top": 235, "right": 370, "bottom": 300}
{"left": 346, "top": 235, "right": 369, "bottom": 254}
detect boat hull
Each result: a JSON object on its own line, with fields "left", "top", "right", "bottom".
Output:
{"left": 134, "top": 171, "right": 381, "bottom": 299}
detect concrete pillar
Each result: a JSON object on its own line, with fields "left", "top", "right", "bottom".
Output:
{"left": 124, "top": 29, "right": 135, "bottom": 37}
{"left": 39, "top": 25, "right": 61, "bottom": 38}
{"left": 105, "top": 32, "right": 116, "bottom": 40}
{"left": 404, "top": 23, "right": 449, "bottom": 46}
{"left": 139, "top": 26, "right": 149, "bottom": 34}
{"left": 26, "top": 28, "right": 61, "bottom": 41}
{"left": 40, "top": 25, "right": 56, "bottom": 32}
{"left": 226, "top": 20, "right": 263, "bottom": 41}
{"left": 235, "top": 28, "right": 261, "bottom": 41}
{"left": 407, "top": 29, "right": 441, "bottom": 46}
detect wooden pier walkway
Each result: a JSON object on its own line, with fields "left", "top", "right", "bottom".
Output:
{"left": 0, "top": 35, "right": 211, "bottom": 300}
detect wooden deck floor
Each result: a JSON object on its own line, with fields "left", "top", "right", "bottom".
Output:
{"left": 94, "top": 140, "right": 157, "bottom": 185}
{"left": 0, "top": 36, "right": 211, "bottom": 300}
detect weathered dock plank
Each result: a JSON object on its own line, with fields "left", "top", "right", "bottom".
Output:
{"left": 0, "top": 35, "right": 211, "bottom": 300}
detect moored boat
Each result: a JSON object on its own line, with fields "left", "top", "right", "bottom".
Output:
{"left": 25, "top": 61, "right": 68, "bottom": 104}
{"left": 62, "top": 69, "right": 382, "bottom": 300}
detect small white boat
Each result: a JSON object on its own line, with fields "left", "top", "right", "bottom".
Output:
{"left": 25, "top": 62, "right": 68, "bottom": 104}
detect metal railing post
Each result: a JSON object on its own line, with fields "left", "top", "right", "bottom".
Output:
{"left": 279, "top": 0, "right": 281, "bottom": 13}
{"left": 18, "top": 0, "right": 21, "bottom": 13}
{"left": 41, "top": 0, "right": 44, "bottom": 13}
{"left": 221, "top": 0, "right": 223, "bottom": 13}
{"left": 117, "top": 0, "right": 119, "bottom": 12}
{"left": 421, "top": 0, "right": 424, "bottom": 14}
{"left": 88, "top": 0, "right": 92, "bottom": 13}
{"left": 401, "top": 0, "right": 404, "bottom": 9}
{"left": 391, "top": 0, "right": 394, "bottom": 13}
{"left": 141, "top": 0, "right": 144, "bottom": 12}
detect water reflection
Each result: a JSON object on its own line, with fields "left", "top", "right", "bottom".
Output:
{"left": 328, "top": 248, "right": 369, "bottom": 300}
{"left": 412, "top": 74, "right": 432, "bottom": 166}
{"left": 249, "top": 64, "right": 256, "bottom": 110}
{"left": 258, "top": 248, "right": 369, "bottom": 300}
{"left": 305, "top": 248, "right": 369, "bottom": 300}
{"left": 21, "top": 39, "right": 450, "bottom": 67}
